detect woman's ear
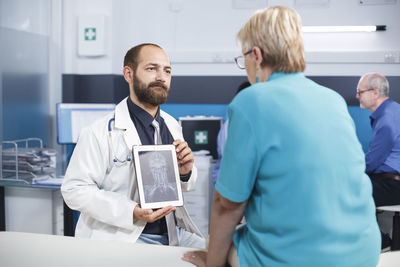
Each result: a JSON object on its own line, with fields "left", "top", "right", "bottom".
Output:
{"left": 253, "top": 46, "right": 264, "bottom": 83}
{"left": 123, "top": 66, "right": 133, "bottom": 83}
{"left": 252, "top": 46, "right": 264, "bottom": 67}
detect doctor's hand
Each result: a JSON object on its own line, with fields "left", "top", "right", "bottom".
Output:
{"left": 173, "top": 139, "right": 194, "bottom": 176}
{"left": 133, "top": 205, "right": 176, "bottom": 223}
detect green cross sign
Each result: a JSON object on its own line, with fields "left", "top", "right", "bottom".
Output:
{"left": 84, "top": 28, "right": 96, "bottom": 41}
{"left": 194, "top": 131, "right": 208, "bottom": 145}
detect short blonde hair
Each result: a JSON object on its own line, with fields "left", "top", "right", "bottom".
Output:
{"left": 237, "top": 6, "right": 305, "bottom": 73}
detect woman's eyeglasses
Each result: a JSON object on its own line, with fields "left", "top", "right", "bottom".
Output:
{"left": 234, "top": 50, "right": 252, "bottom": 69}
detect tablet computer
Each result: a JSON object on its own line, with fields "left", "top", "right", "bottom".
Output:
{"left": 133, "top": 145, "right": 183, "bottom": 209}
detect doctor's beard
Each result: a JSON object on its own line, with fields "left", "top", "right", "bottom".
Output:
{"left": 133, "top": 77, "right": 170, "bottom": 106}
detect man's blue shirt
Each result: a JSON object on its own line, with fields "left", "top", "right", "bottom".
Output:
{"left": 366, "top": 99, "right": 400, "bottom": 175}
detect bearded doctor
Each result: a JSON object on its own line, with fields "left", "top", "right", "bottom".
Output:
{"left": 61, "top": 43, "right": 205, "bottom": 248}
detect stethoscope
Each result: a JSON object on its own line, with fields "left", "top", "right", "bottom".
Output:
{"left": 108, "top": 117, "right": 131, "bottom": 164}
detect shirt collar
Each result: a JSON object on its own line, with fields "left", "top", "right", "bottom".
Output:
{"left": 370, "top": 98, "right": 392, "bottom": 121}
{"left": 266, "top": 72, "right": 302, "bottom": 82}
{"left": 127, "top": 97, "right": 162, "bottom": 127}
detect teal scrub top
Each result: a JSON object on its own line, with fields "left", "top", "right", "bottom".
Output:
{"left": 215, "top": 72, "right": 380, "bottom": 267}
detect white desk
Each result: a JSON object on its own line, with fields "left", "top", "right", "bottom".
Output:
{"left": 3, "top": 231, "right": 394, "bottom": 266}
{"left": 378, "top": 251, "right": 400, "bottom": 267}
{"left": 0, "top": 232, "right": 196, "bottom": 267}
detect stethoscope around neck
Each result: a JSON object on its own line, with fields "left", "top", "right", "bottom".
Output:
{"left": 108, "top": 117, "right": 131, "bottom": 164}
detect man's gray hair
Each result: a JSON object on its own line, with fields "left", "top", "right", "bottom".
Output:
{"left": 364, "top": 72, "right": 390, "bottom": 97}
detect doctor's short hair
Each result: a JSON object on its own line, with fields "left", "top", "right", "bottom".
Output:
{"left": 124, "top": 43, "right": 163, "bottom": 70}
{"left": 363, "top": 72, "right": 390, "bottom": 97}
{"left": 236, "top": 6, "right": 305, "bottom": 73}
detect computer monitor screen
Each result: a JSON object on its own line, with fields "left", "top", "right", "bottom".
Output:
{"left": 179, "top": 116, "right": 222, "bottom": 159}
{"left": 57, "top": 103, "right": 115, "bottom": 144}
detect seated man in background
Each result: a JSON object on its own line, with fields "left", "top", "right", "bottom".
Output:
{"left": 357, "top": 72, "right": 400, "bottom": 248}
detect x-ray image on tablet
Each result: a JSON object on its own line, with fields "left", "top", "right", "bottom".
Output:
{"left": 133, "top": 145, "right": 183, "bottom": 209}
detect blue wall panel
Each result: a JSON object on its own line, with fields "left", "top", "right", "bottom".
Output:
{"left": 161, "top": 104, "right": 372, "bottom": 153}
{"left": 160, "top": 103, "right": 228, "bottom": 120}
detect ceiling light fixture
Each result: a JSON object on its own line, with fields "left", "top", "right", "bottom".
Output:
{"left": 302, "top": 25, "right": 386, "bottom": 33}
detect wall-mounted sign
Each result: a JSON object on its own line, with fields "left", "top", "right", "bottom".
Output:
{"left": 78, "top": 15, "right": 106, "bottom": 56}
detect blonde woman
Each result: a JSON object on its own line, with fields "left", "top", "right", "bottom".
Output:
{"left": 183, "top": 6, "right": 380, "bottom": 267}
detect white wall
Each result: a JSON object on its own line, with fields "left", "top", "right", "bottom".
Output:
{"left": 62, "top": 0, "right": 113, "bottom": 74}
{"left": 0, "top": 0, "right": 50, "bottom": 35}
{"left": 63, "top": 0, "right": 400, "bottom": 76}
{"left": 0, "top": 0, "right": 50, "bottom": 74}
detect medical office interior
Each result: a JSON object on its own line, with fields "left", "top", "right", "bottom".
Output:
{"left": 1, "top": 0, "right": 400, "bottom": 265}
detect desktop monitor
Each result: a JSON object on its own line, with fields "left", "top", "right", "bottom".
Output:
{"left": 179, "top": 116, "right": 222, "bottom": 159}
{"left": 57, "top": 103, "right": 115, "bottom": 144}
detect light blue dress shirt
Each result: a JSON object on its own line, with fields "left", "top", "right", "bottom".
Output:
{"left": 215, "top": 72, "right": 380, "bottom": 267}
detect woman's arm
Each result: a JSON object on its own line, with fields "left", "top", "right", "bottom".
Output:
{"left": 183, "top": 190, "right": 247, "bottom": 267}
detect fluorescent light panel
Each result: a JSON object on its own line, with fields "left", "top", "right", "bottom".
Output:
{"left": 302, "top": 25, "right": 386, "bottom": 32}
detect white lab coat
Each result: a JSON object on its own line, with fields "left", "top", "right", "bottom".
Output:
{"left": 61, "top": 97, "right": 202, "bottom": 242}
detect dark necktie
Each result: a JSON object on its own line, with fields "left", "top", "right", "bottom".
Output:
{"left": 151, "top": 120, "right": 179, "bottom": 246}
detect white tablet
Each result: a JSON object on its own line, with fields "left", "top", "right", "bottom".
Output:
{"left": 133, "top": 145, "right": 183, "bottom": 209}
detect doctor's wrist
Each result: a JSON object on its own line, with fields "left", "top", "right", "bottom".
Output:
{"left": 180, "top": 170, "right": 192, "bottom": 182}
{"left": 133, "top": 205, "right": 141, "bottom": 221}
